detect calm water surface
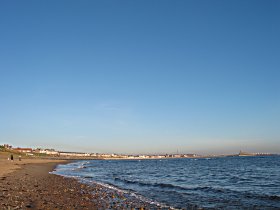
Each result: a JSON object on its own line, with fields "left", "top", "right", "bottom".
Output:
{"left": 54, "top": 156, "right": 280, "bottom": 209}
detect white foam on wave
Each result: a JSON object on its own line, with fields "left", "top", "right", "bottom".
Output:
{"left": 83, "top": 179, "right": 174, "bottom": 209}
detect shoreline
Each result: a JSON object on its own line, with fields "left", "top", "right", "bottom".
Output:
{"left": 0, "top": 158, "right": 169, "bottom": 209}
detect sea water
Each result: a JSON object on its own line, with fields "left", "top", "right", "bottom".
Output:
{"left": 53, "top": 156, "right": 280, "bottom": 209}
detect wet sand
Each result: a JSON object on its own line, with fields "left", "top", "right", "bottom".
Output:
{"left": 0, "top": 157, "right": 166, "bottom": 209}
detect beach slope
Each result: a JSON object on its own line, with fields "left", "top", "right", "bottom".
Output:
{"left": 0, "top": 158, "right": 99, "bottom": 209}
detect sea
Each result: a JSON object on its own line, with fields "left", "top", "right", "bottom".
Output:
{"left": 52, "top": 156, "right": 280, "bottom": 209}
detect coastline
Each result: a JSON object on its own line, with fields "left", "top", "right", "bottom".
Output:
{"left": 0, "top": 158, "right": 167, "bottom": 209}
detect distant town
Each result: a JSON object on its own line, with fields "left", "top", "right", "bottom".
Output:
{"left": 1, "top": 143, "right": 277, "bottom": 159}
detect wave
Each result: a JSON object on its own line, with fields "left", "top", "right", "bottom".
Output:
{"left": 77, "top": 178, "right": 173, "bottom": 209}
{"left": 114, "top": 177, "right": 223, "bottom": 192}
{"left": 114, "top": 177, "right": 280, "bottom": 202}
{"left": 245, "top": 193, "right": 280, "bottom": 201}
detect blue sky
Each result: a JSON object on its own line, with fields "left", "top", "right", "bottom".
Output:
{"left": 0, "top": 1, "right": 279, "bottom": 154}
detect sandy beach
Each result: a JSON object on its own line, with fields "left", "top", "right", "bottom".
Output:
{"left": 0, "top": 154, "right": 164, "bottom": 209}
{"left": 0, "top": 155, "right": 64, "bottom": 178}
